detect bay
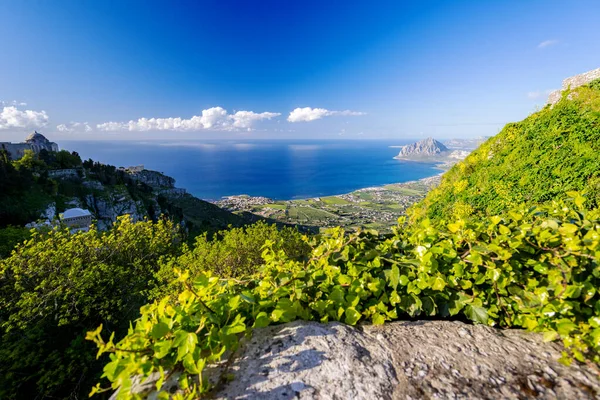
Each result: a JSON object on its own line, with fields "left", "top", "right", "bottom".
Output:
{"left": 59, "top": 140, "right": 440, "bottom": 201}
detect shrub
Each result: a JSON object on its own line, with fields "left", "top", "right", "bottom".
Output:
{"left": 88, "top": 196, "right": 600, "bottom": 399}
{"left": 0, "top": 216, "right": 181, "bottom": 399}
{"left": 152, "top": 221, "right": 310, "bottom": 299}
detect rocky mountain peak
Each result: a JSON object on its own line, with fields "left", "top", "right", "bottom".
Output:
{"left": 398, "top": 137, "right": 449, "bottom": 158}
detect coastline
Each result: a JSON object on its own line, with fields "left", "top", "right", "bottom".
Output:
{"left": 212, "top": 171, "right": 444, "bottom": 205}
{"left": 214, "top": 171, "right": 444, "bottom": 231}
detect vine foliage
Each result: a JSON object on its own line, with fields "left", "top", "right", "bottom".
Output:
{"left": 88, "top": 194, "right": 600, "bottom": 399}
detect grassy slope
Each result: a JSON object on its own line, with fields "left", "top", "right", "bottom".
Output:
{"left": 410, "top": 79, "right": 600, "bottom": 222}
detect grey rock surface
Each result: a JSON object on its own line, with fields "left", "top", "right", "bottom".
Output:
{"left": 121, "top": 320, "right": 600, "bottom": 399}
{"left": 547, "top": 67, "right": 600, "bottom": 106}
{"left": 127, "top": 168, "right": 176, "bottom": 188}
{"left": 396, "top": 137, "right": 449, "bottom": 158}
{"left": 366, "top": 320, "right": 600, "bottom": 399}
{"left": 213, "top": 321, "right": 399, "bottom": 400}
{"left": 84, "top": 189, "right": 144, "bottom": 230}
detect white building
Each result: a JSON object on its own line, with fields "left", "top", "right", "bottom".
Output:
{"left": 61, "top": 208, "right": 92, "bottom": 232}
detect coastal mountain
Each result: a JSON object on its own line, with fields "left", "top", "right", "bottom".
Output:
{"left": 411, "top": 68, "right": 600, "bottom": 221}
{"left": 395, "top": 137, "right": 449, "bottom": 158}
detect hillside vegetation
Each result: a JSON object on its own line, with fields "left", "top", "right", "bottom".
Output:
{"left": 2, "top": 78, "right": 600, "bottom": 399}
{"left": 410, "top": 78, "right": 600, "bottom": 222}
{"left": 0, "top": 149, "right": 245, "bottom": 257}
{"left": 0, "top": 219, "right": 308, "bottom": 399}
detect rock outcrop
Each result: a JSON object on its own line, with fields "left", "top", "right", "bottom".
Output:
{"left": 120, "top": 320, "right": 600, "bottom": 399}
{"left": 396, "top": 137, "right": 449, "bottom": 159}
{"left": 84, "top": 188, "right": 145, "bottom": 230}
{"left": 547, "top": 67, "right": 600, "bottom": 106}
{"left": 125, "top": 166, "right": 177, "bottom": 189}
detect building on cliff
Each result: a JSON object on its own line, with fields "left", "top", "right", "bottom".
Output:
{"left": 0, "top": 131, "right": 59, "bottom": 160}
{"left": 60, "top": 208, "right": 92, "bottom": 233}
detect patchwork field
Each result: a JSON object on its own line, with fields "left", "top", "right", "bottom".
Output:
{"left": 216, "top": 174, "right": 442, "bottom": 232}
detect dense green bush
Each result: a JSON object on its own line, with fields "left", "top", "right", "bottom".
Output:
{"left": 88, "top": 196, "right": 600, "bottom": 399}
{"left": 153, "top": 221, "right": 310, "bottom": 299}
{"left": 410, "top": 78, "right": 600, "bottom": 222}
{"left": 0, "top": 217, "right": 310, "bottom": 399}
{"left": 0, "top": 216, "right": 181, "bottom": 399}
{"left": 0, "top": 226, "right": 31, "bottom": 259}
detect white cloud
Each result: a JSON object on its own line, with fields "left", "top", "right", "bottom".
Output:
{"left": 287, "top": 107, "right": 365, "bottom": 122}
{"left": 0, "top": 100, "right": 27, "bottom": 107}
{"left": 538, "top": 39, "right": 559, "bottom": 49}
{"left": 231, "top": 111, "right": 280, "bottom": 129}
{"left": 0, "top": 106, "right": 49, "bottom": 130}
{"left": 97, "top": 107, "right": 281, "bottom": 132}
{"left": 56, "top": 122, "right": 93, "bottom": 133}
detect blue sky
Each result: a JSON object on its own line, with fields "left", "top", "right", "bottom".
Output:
{"left": 0, "top": 0, "right": 599, "bottom": 141}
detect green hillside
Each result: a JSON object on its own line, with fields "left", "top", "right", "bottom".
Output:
{"left": 410, "top": 78, "right": 600, "bottom": 222}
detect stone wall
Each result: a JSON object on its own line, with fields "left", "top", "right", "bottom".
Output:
{"left": 0, "top": 143, "right": 31, "bottom": 160}
{"left": 0, "top": 137, "right": 60, "bottom": 160}
{"left": 48, "top": 169, "right": 81, "bottom": 179}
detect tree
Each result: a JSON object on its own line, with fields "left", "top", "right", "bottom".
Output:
{"left": 0, "top": 216, "right": 181, "bottom": 399}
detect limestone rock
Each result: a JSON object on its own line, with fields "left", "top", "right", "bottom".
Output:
{"left": 396, "top": 137, "right": 449, "bottom": 159}
{"left": 366, "top": 320, "right": 600, "bottom": 399}
{"left": 126, "top": 168, "right": 176, "bottom": 188}
{"left": 120, "top": 320, "right": 600, "bottom": 399}
{"left": 84, "top": 189, "right": 144, "bottom": 230}
{"left": 213, "top": 321, "right": 398, "bottom": 400}
{"left": 547, "top": 67, "right": 600, "bottom": 106}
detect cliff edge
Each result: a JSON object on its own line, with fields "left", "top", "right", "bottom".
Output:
{"left": 547, "top": 67, "right": 600, "bottom": 105}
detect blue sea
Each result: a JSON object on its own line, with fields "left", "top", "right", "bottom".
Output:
{"left": 60, "top": 140, "right": 441, "bottom": 201}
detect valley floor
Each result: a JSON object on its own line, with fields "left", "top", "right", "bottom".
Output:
{"left": 215, "top": 173, "right": 442, "bottom": 231}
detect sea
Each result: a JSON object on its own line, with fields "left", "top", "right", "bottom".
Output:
{"left": 59, "top": 140, "right": 441, "bottom": 201}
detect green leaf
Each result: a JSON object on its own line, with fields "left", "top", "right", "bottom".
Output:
{"left": 447, "top": 223, "right": 461, "bottom": 233}
{"left": 498, "top": 225, "right": 511, "bottom": 235}
{"left": 490, "top": 216, "right": 502, "bottom": 225}
{"left": 153, "top": 340, "right": 172, "bottom": 359}
{"left": 542, "top": 331, "right": 559, "bottom": 342}
{"left": 344, "top": 307, "right": 361, "bottom": 325}
{"left": 253, "top": 312, "right": 270, "bottom": 328}
{"left": 559, "top": 224, "right": 579, "bottom": 235}
{"left": 176, "top": 332, "right": 198, "bottom": 360}
{"left": 399, "top": 275, "right": 410, "bottom": 286}
{"left": 329, "top": 288, "right": 345, "bottom": 305}
{"left": 183, "top": 353, "right": 200, "bottom": 374}
{"left": 240, "top": 291, "right": 256, "bottom": 304}
{"left": 556, "top": 319, "right": 578, "bottom": 336}
{"left": 465, "top": 304, "right": 488, "bottom": 324}
{"left": 389, "top": 265, "right": 399, "bottom": 289}
{"left": 431, "top": 276, "right": 446, "bottom": 291}
{"left": 151, "top": 322, "right": 170, "bottom": 340}
{"left": 372, "top": 313, "right": 386, "bottom": 325}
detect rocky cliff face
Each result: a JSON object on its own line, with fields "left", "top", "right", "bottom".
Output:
{"left": 396, "top": 137, "right": 449, "bottom": 158}
{"left": 84, "top": 188, "right": 146, "bottom": 230}
{"left": 44, "top": 165, "right": 241, "bottom": 232}
{"left": 547, "top": 67, "right": 600, "bottom": 106}
{"left": 119, "top": 320, "right": 600, "bottom": 399}
{"left": 126, "top": 168, "right": 177, "bottom": 189}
